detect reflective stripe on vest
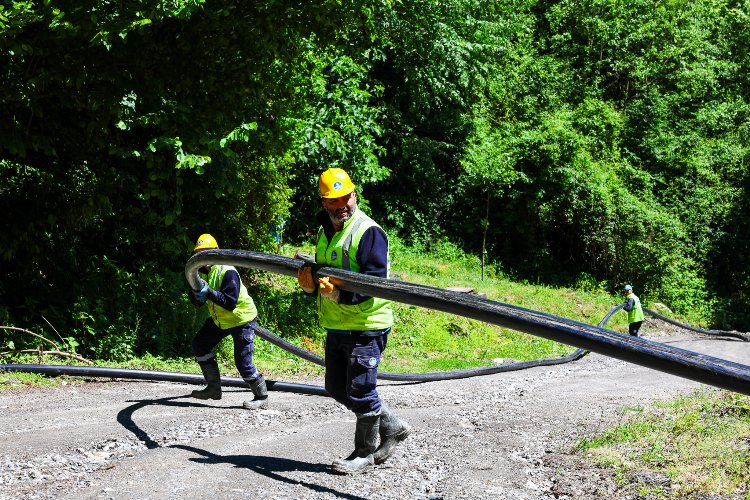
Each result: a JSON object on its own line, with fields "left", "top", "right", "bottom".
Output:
{"left": 628, "top": 294, "right": 645, "bottom": 324}
{"left": 204, "top": 265, "right": 257, "bottom": 329}
{"left": 315, "top": 209, "right": 393, "bottom": 330}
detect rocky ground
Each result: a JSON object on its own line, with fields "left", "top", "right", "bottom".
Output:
{"left": 1, "top": 321, "right": 748, "bottom": 500}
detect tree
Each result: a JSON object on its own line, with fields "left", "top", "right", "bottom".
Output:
{"left": 0, "top": 0, "right": 391, "bottom": 357}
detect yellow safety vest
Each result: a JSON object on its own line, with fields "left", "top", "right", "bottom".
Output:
{"left": 627, "top": 293, "right": 644, "bottom": 324}
{"left": 203, "top": 265, "right": 257, "bottom": 329}
{"left": 315, "top": 210, "right": 393, "bottom": 331}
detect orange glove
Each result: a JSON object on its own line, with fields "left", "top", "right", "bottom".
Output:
{"left": 297, "top": 266, "right": 316, "bottom": 293}
{"left": 318, "top": 277, "right": 340, "bottom": 302}
{"left": 318, "top": 277, "right": 336, "bottom": 294}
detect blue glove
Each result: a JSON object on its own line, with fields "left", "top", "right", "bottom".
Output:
{"left": 195, "top": 282, "right": 210, "bottom": 302}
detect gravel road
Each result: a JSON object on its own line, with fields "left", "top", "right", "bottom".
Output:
{"left": 1, "top": 324, "right": 749, "bottom": 500}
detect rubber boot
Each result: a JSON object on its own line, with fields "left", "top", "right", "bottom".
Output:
{"left": 373, "top": 403, "right": 411, "bottom": 464}
{"left": 242, "top": 375, "right": 269, "bottom": 410}
{"left": 331, "top": 414, "right": 380, "bottom": 474}
{"left": 191, "top": 358, "right": 222, "bottom": 400}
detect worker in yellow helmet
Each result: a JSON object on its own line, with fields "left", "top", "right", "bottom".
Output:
{"left": 297, "top": 168, "right": 411, "bottom": 474}
{"left": 189, "top": 233, "right": 269, "bottom": 410}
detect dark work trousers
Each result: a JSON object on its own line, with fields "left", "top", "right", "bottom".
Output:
{"left": 324, "top": 330, "right": 388, "bottom": 416}
{"left": 192, "top": 318, "right": 260, "bottom": 384}
{"left": 629, "top": 321, "right": 643, "bottom": 337}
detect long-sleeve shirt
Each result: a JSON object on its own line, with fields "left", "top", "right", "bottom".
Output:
{"left": 189, "top": 268, "right": 241, "bottom": 311}
{"left": 623, "top": 297, "right": 636, "bottom": 313}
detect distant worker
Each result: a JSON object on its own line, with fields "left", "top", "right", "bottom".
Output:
{"left": 297, "top": 168, "right": 411, "bottom": 474}
{"left": 623, "top": 284, "right": 644, "bottom": 337}
{"left": 188, "top": 233, "right": 269, "bottom": 410}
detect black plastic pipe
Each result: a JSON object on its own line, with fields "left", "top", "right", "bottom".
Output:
{"left": 185, "top": 249, "right": 750, "bottom": 396}
{"left": 0, "top": 302, "right": 738, "bottom": 393}
{"left": 643, "top": 306, "right": 750, "bottom": 341}
{"left": 0, "top": 364, "right": 328, "bottom": 397}
{"left": 256, "top": 323, "right": 589, "bottom": 382}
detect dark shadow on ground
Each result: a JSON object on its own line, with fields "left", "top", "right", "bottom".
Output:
{"left": 172, "top": 444, "right": 367, "bottom": 500}
{"left": 116, "top": 394, "right": 246, "bottom": 449}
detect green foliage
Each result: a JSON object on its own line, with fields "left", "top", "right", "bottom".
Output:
{"left": 536, "top": 0, "right": 750, "bottom": 324}
{"left": 3, "top": 0, "right": 750, "bottom": 354}
{"left": 0, "top": 0, "right": 388, "bottom": 358}
{"left": 280, "top": 36, "right": 391, "bottom": 239}
{"left": 414, "top": 0, "right": 750, "bottom": 327}
{"left": 64, "top": 259, "right": 201, "bottom": 361}
{"left": 368, "top": 0, "right": 517, "bottom": 246}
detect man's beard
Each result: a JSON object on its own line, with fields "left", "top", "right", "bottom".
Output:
{"left": 327, "top": 204, "right": 357, "bottom": 227}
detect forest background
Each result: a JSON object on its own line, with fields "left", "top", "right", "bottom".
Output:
{"left": 3, "top": 0, "right": 750, "bottom": 362}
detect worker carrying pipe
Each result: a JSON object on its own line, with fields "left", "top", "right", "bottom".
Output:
{"left": 189, "top": 233, "right": 269, "bottom": 410}
{"left": 297, "top": 168, "right": 411, "bottom": 474}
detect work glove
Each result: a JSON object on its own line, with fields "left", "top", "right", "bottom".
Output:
{"left": 195, "top": 281, "right": 210, "bottom": 303}
{"left": 297, "top": 266, "right": 316, "bottom": 293}
{"left": 318, "top": 276, "right": 340, "bottom": 302}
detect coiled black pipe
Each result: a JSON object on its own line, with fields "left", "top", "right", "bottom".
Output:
{"left": 0, "top": 306, "right": 603, "bottom": 390}
{"left": 0, "top": 296, "right": 743, "bottom": 392}
{"left": 3, "top": 252, "right": 748, "bottom": 394}
{"left": 184, "top": 249, "right": 750, "bottom": 396}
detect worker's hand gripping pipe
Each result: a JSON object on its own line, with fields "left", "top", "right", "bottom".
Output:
{"left": 186, "top": 249, "right": 750, "bottom": 396}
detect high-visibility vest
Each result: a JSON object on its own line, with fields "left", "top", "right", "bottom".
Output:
{"left": 315, "top": 209, "right": 393, "bottom": 331}
{"left": 203, "top": 265, "right": 257, "bottom": 329}
{"left": 628, "top": 293, "right": 645, "bottom": 324}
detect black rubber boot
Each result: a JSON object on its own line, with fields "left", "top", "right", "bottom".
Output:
{"left": 331, "top": 414, "right": 380, "bottom": 474}
{"left": 191, "top": 358, "right": 222, "bottom": 400}
{"left": 242, "top": 375, "right": 269, "bottom": 410}
{"left": 373, "top": 403, "right": 411, "bottom": 464}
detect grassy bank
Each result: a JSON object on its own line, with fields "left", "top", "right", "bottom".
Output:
{"left": 578, "top": 389, "right": 750, "bottom": 499}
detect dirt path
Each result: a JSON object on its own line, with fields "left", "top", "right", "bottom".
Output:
{"left": 1, "top": 327, "right": 749, "bottom": 499}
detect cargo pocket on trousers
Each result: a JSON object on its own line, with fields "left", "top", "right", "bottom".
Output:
{"left": 350, "top": 352, "right": 380, "bottom": 392}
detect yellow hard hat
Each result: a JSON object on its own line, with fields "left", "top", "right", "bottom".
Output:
{"left": 194, "top": 233, "right": 219, "bottom": 251}
{"left": 319, "top": 168, "right": 355, "bottom": 198}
